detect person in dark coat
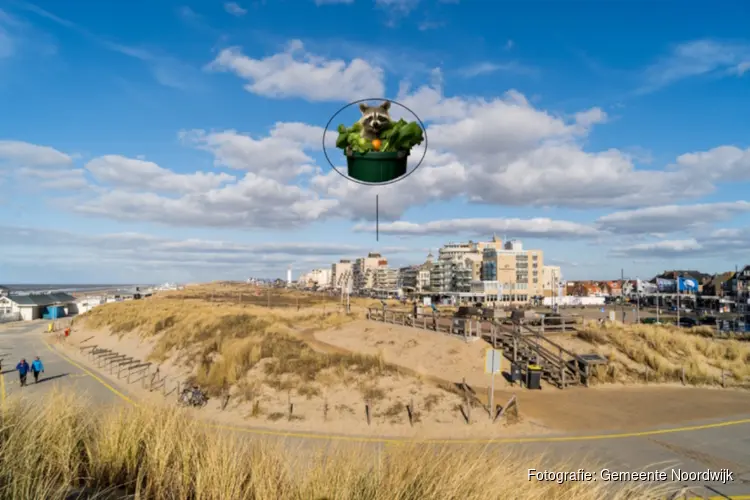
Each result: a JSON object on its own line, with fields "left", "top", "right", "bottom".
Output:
{"left": 16, "top": 359, "right": 30, "bottom": 387}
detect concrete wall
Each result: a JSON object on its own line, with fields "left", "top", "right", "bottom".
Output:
{"left": 19, "top": 306, "right": 39, "bottom": 321}
{"left": 543, "top": 296, "right": 605, "bottom": 306}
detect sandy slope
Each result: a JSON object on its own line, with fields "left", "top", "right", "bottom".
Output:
{"left": 64, "top": 326, "right": 549, "bottom": 439}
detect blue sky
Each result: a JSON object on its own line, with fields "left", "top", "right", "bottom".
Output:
{"left": 1, "top": 0, "right": 749, "bottom": 284}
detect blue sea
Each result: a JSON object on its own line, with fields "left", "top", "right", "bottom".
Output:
{"left": 2, "top": 284, "right": 151, "bottom": 295}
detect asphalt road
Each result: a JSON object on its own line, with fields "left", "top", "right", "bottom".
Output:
{"left": 2, "top": 320, "right": 750, "bottom": 498}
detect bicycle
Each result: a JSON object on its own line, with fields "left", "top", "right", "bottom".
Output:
{"left": 178, "top": 386, "right": 209, "bottom": 408}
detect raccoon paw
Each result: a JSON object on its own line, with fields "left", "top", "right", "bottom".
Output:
{"left": 345, "top": 146, "right": 353, "bottom": 157}
{"left": 396, "top": 150, "right": 407, "bottom": 159}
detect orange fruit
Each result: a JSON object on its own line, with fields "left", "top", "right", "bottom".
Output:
{"left": 372, "top": 139, "right": 382, "bottom": 151}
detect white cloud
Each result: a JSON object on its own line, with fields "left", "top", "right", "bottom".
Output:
{"left": 8, "top": 78, "right": 749, "bottom": 238}
{"left": 18, "top": 167, "right": 88, "bottom": 190}
{"left": 613, "top": 239, "right": 704, "bottom": 258}
{"left": 224, "top": 2, "right": 248, "bottom": 16}
{"left": 206, "top": 41, "right": 385, "bottom": 101}
{"left": 0, "top": 225, "right": 419, "bottom": 281}
{"left": 611, "top": 225, "right": 750, "bottom": 259}
{"left": 674, "top": 145, "right": 750, "bottom": 182}
{"left": 353, "top": 217, "right": 601, "bottom": 239}
{"left": 74, "top": 173, "right": 340, "bottom": 229}
{"left": 597, "top": 201, "right": 750, "bottom": 234}
{"left": 314, "top": 0, "right": 354, "bottom": 4}
{"left": 639, "top": 39, "right": 750, "bottom": 93}
{"left": 179, "top": 122, "right": 329, "bottom": 181}
{"left": 0, "top": 140, "right": 73, "bottom": 167}
{"left": 85, "top": 155, "right": 236, "bottom": 193}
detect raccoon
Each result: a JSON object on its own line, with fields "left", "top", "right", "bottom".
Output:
{"left": 358, "top": 100, "right": 392, "bottom": 140}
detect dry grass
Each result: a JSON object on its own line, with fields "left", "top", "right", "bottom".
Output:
{"left": 576, "top": 321, "right": 750, "bottom": 386}
{"left": 76, "top": 291, "right": 402, "bottom": 398}
{"left": 0, "top": 390, "right": 665, "bottom": 499}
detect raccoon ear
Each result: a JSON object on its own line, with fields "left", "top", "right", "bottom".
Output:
{"left": 380, "top": 100, "right": 391, "bottom": 111}
{"left": 359, "top": 103, "right": 369, "bottom": 113}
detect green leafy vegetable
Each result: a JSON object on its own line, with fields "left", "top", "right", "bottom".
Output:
{"left": 334, "top": 118, "right": 423, "bottom": 155}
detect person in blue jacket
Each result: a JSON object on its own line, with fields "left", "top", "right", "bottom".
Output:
{"left": 31, "top": 356, "right": 45, "bottom": 384}
{"left": 16, "top": 358, "right": 30, "bottom": 387}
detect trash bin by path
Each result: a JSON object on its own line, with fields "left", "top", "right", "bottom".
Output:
{"left": 526, "top": 364, "right": 542, "bottom": 390}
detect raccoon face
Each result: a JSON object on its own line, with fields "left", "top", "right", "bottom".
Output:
{"left": 358, "top": 101, "right": 392, "bottom": 134}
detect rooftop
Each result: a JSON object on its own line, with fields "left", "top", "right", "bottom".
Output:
{"left": 6, "top": 292, "right": 76, "bottom": 307}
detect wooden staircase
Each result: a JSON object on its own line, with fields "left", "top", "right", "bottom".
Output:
{"left": 489, "top": 323, "right": 595, "bottom": 389}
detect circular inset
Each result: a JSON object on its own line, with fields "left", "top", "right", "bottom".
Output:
{"left": 322, "top": 98, "right": 429, "bottom": 186}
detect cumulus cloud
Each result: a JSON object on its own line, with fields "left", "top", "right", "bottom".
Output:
{"left": 0, "top": 140, "right": 73, "bottom": 167}
{"left": 206, "top": 41, "right": 385, "bottom": 101}
{"left": 85, "top": 155, "right": 236, "bottom": 193}
{"left": 74, "top": 174, "right": 339, "bottom": 229}
{"left": 674, "top": 145, "right": 750, "bottom": 182}
{"left": 353, "top": 217, "right": 601, "bottom": 239}
{"left": 8, "top": 67, "right": 750, "bottom": 236}
{"left": 597, "top": 201, "right": 750, "bottom": 234}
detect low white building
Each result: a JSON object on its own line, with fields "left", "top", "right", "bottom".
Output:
{"left": 0, "top": 292, "right": 76, "bottom": 321}
{"left": 75, "top": 296, "right": 106, "bottom": 314}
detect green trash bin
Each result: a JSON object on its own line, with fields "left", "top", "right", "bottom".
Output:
{"left": 347, "top": 151, "right": 408, "bottom": 183}
{"left": 526, "top": 364, "right": 543, "bottom": 390}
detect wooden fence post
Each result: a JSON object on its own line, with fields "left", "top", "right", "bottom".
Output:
{"left": 462, "top": 377, "right": 471, "bottom": 424}
{"left": 287, "top": 391, "right": 293, "bottom": 421}
{"left": 681, "top": 366, "right": 686, "bottom": 385}
{"left": 323, "top": 398, "right": 329, "bottom": 422}
{"left": 407, "top": 398, "right": 414, "bottom": 426}
{"left": 722, "top": 369, "right": 726, "bottom": 388}
{"left": 365, "top": 399, "right": 371, "bottom": 425}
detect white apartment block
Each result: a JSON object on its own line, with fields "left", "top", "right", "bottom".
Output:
{"left": 330, "top": 259, "right": 353, "bottom": 290}
{"left": 299, "top": 268, "right": 331, "bottom": 288}
{"left": 352, "top": 253, "right": 388, "bottom": 291}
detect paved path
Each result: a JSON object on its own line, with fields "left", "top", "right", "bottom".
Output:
{"left": 0, "top": 321, "right": 125, "bottom": 406}
{"left": 2, "top": 320, "right": 750, "bottom": 498}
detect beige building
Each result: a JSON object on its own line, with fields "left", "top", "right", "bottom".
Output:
{"left": 330, "top": 259, "right": 353, "bottom": 289}
{"left": 542, "top": 265, "right": 562, "bottom": 298}
{"left": 480, "top": 238, "right": 544, "bottom": 303}
{"left": 353, "top": 253, "right": 388, "bottom": 291}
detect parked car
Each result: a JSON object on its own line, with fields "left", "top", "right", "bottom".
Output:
{"left": 698, "top": 316, "right": 717, "bottom": 326}
{"left": 640, "top": 317, "right": 661, "bottom": 324}
{"left": 678, "top": 317, "right": 697, "bottom": 328}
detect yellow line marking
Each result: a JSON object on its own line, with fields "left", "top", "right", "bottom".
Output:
{"left": 43, "top": 340, "right": 750, "bottom": 445}
{"left": 43, "top": 340, "right": 135, "bottom": 405}
{"left": 0, "top": 369, "right": 5, "bottom": 407}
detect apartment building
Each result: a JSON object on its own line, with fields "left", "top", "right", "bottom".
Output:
{"left": 352, "top": 253, "right": 388, "bottom": 291}
{"left": 480, "top": 239, "right": 544, "bottom": 303}
{"left": 298, "top": 268, "right": 331, "bottom": 288}
{"left": 330, "top": 259, "right": 353, "bottom": 290}
{"left": 373, "top": 267, "right": 399, "bottom": 291}
{"left": 438, "top": 241, "right": 479, "bottom": 261}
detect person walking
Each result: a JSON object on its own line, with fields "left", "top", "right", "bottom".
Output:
{"left": 16, "top": 359, "right": 30, "bottom": 388}
{"left": 31, "top": 356, "right": 45, "bottom": 383}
